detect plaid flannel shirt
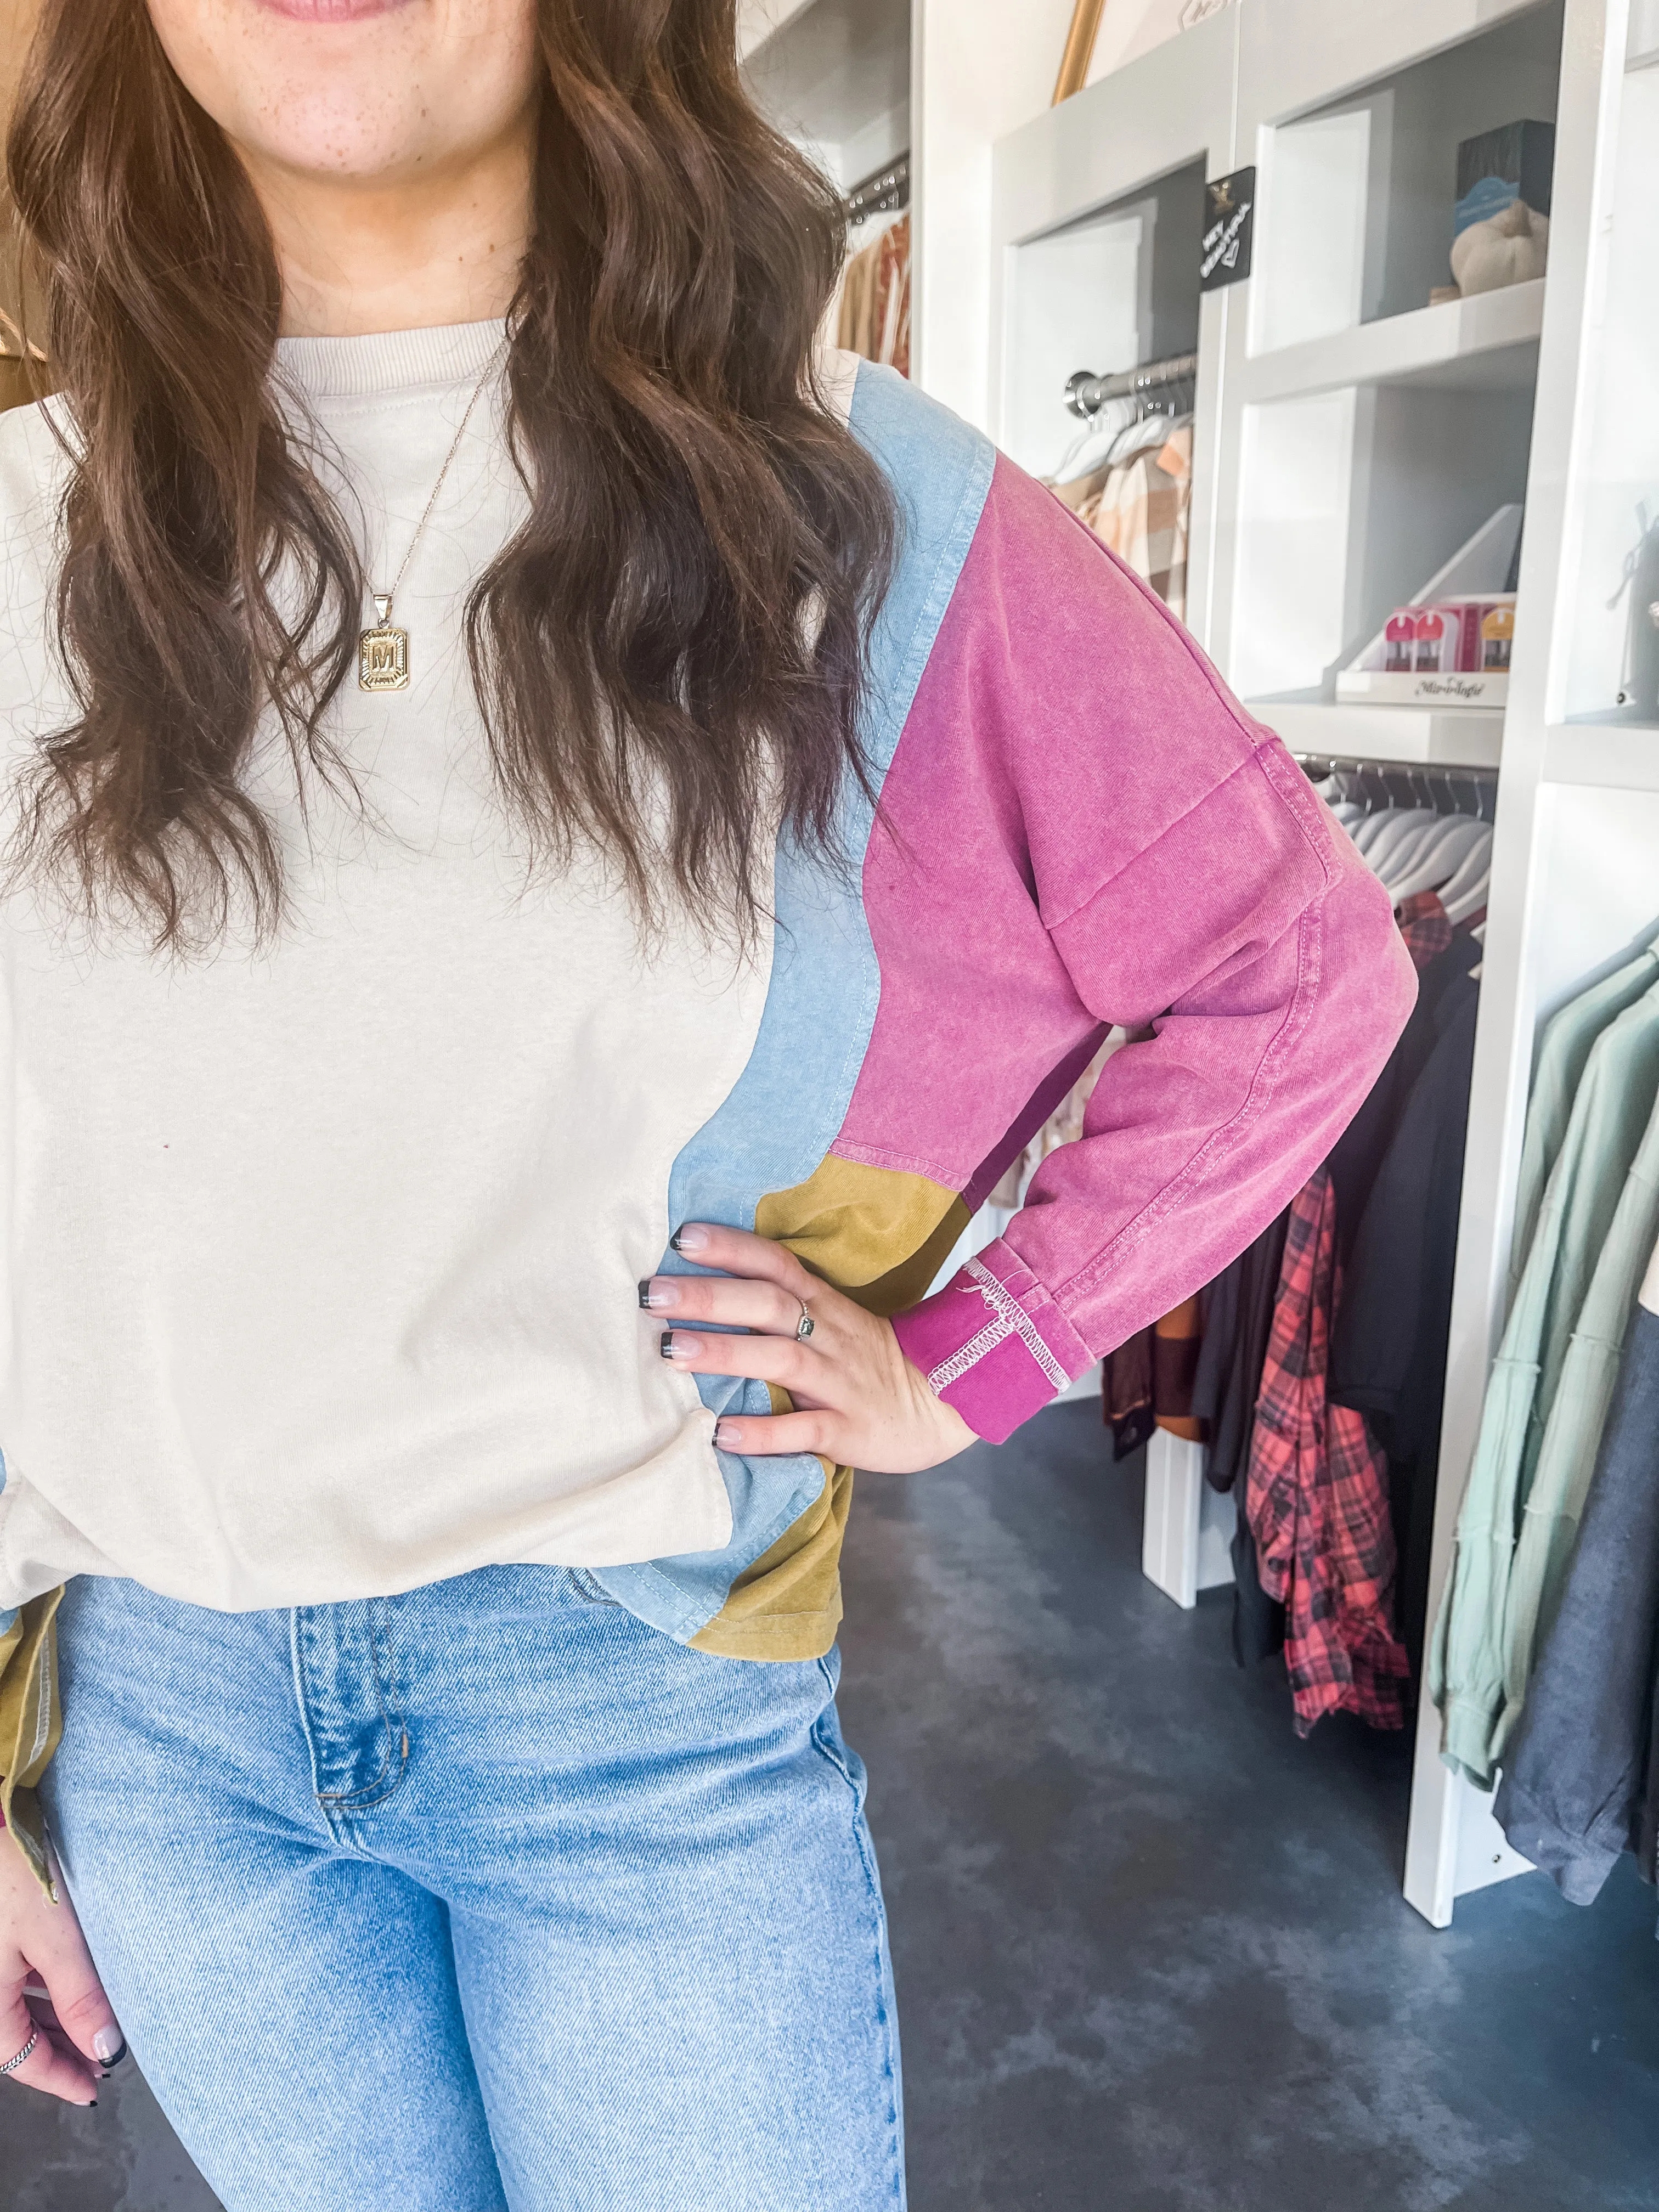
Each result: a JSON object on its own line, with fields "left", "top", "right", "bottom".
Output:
{"left": 1246, "top": 1165, "right": 1410, "bottom": 1734}
{"left": 1396, "top": 889, "right": 1454, "bottom": 973}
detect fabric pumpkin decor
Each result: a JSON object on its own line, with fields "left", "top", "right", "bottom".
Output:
{"left": 1449, "top": 200, "right": 1549, "bottom": 296}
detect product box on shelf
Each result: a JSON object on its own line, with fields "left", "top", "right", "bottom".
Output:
{"left": 1454, "top": 120, "right": 1555, "bottom": 235}
{"left": 1335, "top": 510, "right": 1522, "bottom": 708}
{"left": 1412, "top": 606, "right": 1464, "bottom": 676}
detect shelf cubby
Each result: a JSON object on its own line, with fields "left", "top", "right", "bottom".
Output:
{"left": 1543, "top": 724, "right": 1659, "bottom": 789}
{"left": 1240, "top": 280, "right": 1543, "bottom": 406}
{"left": 740, "top": 0, "right": 910, "bottom": 191}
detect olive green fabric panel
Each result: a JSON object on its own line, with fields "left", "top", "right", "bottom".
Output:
{"left": 691, "top": 1464, "right": 853, "bottom": 1661}
{"left": 703, "top": 1154, "right": 964, "bottom": 1656}
{"left": 755, "top": 1153, "right": 964, "bottom": 1308}
{"left": 1, "top": 1589, "right": 64, "bottom": 1898}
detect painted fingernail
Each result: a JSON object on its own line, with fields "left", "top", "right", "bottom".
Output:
{"left": 714, "top": 1421, "right": 741, "bottom": 1449}
{"left": 670, "top": 1223, "right": 710, "bottom": 1254}
{"left": 660, "top": 1330, "right": 694, "bottom": 1361}
{"left": 638, "top": 1278, "right": 680, "bottom": 1311}
{"left": 93, "top": 2029, "right": 125, "bottom": 2066}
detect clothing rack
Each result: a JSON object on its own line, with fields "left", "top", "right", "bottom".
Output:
{"left": 1064, "top": 352, "right": 1199, "bottom": 422}
{"left": 845, "top": 154, "right": 910, "bottom": 226}
{"left": 1294, "top": 753, "right": 1499, "bottom": 822}
{"left": 1145, "top": 743, "right": 1498, "bottom": 1623}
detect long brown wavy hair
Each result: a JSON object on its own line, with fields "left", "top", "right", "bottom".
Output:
{"left": 4, "top": 0, "right": 896, "bottom": 950}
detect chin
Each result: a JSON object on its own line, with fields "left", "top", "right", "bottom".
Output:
{"left": 143, "top": 0, "right": 538, "bottom": 199}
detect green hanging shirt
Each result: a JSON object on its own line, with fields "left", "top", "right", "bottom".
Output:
{"left": 1431, "top": 975, "right": 1659, "bottom": 1788}
{"left": 1508, "top": 939, "right": 1659, "bottom": 1308}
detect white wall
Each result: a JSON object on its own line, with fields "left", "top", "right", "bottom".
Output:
{"left": 1562, "top": 60, "right": 1659, "bottom": 719}
{"left": 738, "top": 0, "right": 816, "bottom": 63}
{"left": 912, "top": 0, "right": 1079, "bottom": 429}
{"left": 1002, "top": 205, "right": 1151, "bottom": 478}
{"left": 1086, "top": 0, "right": 1238, "bottom": 85}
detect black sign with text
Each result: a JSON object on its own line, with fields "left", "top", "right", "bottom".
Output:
{"left": 1201, "top": 167, "right": 1255, "bottom": 291}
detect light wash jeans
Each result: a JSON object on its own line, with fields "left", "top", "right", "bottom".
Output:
{"left": 41, "top": 1565, "right": 905, "bottom": 2211}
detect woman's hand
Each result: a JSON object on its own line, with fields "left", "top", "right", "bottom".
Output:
{"left": 1, "top": 1831, "right": 123, "bottom": 2104}
{"left": 642, "top": 1223, "right": 977, "bottom": 1474}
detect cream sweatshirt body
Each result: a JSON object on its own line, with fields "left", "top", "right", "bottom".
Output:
{"left": 0, "top": 320, "right": 768, "bottom": 1613}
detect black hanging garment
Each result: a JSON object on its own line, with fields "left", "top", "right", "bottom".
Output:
{"left": 1191, "top": 1212, "right": 1290, "bottom": 1667}
{"left": 1329, "top": 961, "right": 1481, "bottom": 1673}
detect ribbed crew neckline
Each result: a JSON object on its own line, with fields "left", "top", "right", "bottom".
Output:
{"left": 275, "top": 318, "right": 507, "bottom": 399}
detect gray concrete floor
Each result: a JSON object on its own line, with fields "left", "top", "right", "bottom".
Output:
{"left": 5, "top": 1398, "right": 1659, "bottom": 2208}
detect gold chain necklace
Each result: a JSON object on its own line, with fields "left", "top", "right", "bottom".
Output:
{"left": 358, "top": 348, "right": 503, "bottom": 694}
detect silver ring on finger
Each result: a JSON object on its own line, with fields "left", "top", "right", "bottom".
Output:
{"left": 794, "top": 1296, "right": 814, "bottom": 1342}
{"left": 1, "top": 2027, "right": 38, "bottom": 2076}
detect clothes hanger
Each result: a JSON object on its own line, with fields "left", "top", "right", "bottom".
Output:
{"left": 1369, "top": 767, "right": 1460, "bottom": 878}
{"left": 1379, "top": 775, "right": 1476, "bottom": 889}
{"left": 1306, "top": 767, "right": 1364, "bottom": 825}
{"left": 1361, "top": 805, "right": 1437, "bottom": 876}
{"left": 1347, "top": 766, "right": 1417, "bottom": 851}
{"left": 1050, "top": 399, "right": 1136, "bottom": 489}
{"left": 1390, "top": 774, "right": 1488, "bottom": 890}
{"left": 1351, "top": 794, "right": 1407, "bottom": 850}
{"left": 1436, "top": 798, "right": 1497, "bottom": 916}
{"left": 1444, "top": 859, "right": 1492, "bottom": 925}
{"left": 1373, "top": 777, "right": 1448, "bottom": 884}
{"left": 1387, "top": 815, "right": 1491, "bottom": 900}
{"left": 1379, "top": 817, "right": 1454, "bottom": 891}
{"left": 1105, "top": 386, "right": 1189, "bottom": 467}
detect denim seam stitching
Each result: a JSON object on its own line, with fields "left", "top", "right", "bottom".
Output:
{"left": 291, "top": 1606, "right": 408, "bottom": 1814}
{"left": 315, "top": 1611, "right": 407, "bottom": 1810}
{"left": 812, "top": 1661, "right": 905, "bottom": 2206}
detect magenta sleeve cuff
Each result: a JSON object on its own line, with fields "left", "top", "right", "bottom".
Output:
{"left": 891, "top": 1242, "right": 1091, "bottom": 1444}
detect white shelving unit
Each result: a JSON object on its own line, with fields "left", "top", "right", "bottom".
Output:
{"left": 1238, "top": 279, "right": 1544, "bottom": 406}
{"left": 1543, "top": 721, "right": 1659, "bottom": 787}
{"left": 764, "top": 0, "right": 1657, "bottom": 1936}
{"left": 989, "top": 11, "right": 1239, "bottom": 648}
{"left": 1403, "top": 0, "right": 1659, "bottom": 1927}
{"left": 1212, "top": 2, "right": 1561, "bottom": 748}
{"left": 1264, "top": 701, "right": 1506, "bottom": 767}
{"left": 983, "top": 0, "right": 1659, "bottom": 1932}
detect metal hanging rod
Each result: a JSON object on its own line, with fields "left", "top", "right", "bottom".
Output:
{"left": 1294, "top": 753, "right": 1498, "bottom": 782}
{"left": 845, "top": 154, "right": 910, "bottom": 225}
{"left": 1065, "top": 351, "right": 1198, "bottom": 421}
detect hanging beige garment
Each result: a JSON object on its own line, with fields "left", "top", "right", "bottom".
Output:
{"left": 1048, "top": 462, "right": 1113, "bottom": 515}
{"left": 1, "top": 3, "right": 43, "bottom": 415}
{"left": 1080, "top": 419, "right": 1193, "bottom": 622}
{"left": 837, "top": 215, "right": 911, "bottom": 376}
{"left": 836, "top": 233, "right": 882, "bottom": 360}
{"left": 873, "top": 215, "right": 910, "bottom": 379}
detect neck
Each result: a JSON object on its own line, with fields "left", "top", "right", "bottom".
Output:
{"left": 235, "top": 123, "right": 537, "bottom": 339}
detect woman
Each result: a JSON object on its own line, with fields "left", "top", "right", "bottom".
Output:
{"left": 0, "top": 1, "right": 1414, "bottom": 2204}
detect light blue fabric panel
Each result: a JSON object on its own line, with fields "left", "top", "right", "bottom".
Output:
{"left": 596, "top": 364, "right": 997, "bottom": 1641}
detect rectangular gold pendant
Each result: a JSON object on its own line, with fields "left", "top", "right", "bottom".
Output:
{"left": 358, "top": 621, "right": 409, "bottom": 693}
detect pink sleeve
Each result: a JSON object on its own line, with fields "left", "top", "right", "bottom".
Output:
{"left": 888, "top": 473, "right": 1417, "bottom": 1443}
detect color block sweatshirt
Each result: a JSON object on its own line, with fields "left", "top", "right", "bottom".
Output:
{"left": 0, "top": 320, "right": 1415, "bottom": 1669}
